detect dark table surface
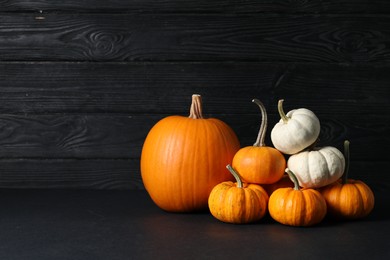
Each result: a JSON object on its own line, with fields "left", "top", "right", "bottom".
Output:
{"left": 0, "top": 189, "right": 389, "bottom": 260}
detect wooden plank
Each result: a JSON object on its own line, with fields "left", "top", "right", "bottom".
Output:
{"left": 0, "top": 62, "right": 389, "bottom": 115}
{"left": 0, "top": 114, "right": 148, "bottom": 159}
{"left": 0, "top": 114, "right": 387, "bottom": 161}
{"left": 0, "top": 14, "right": 389, "bottom": 62}
{"left": 1, "top": 0, "right": 390, "bottom": 14}
{"left": 0, "top": 159, "right": 387, "bottom": 190}
{"left": 0, "top": 61, "right": 280, "bottom": 114}
{"left": 0, "top": 158, "right": 142, "bottom": 189}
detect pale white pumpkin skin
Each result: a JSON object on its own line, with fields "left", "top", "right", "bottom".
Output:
{"left": 271, "top": 108, "right": 320, "bottom": 155}
{"left": 287, "top": 146, "right": 345, "bottom": 188}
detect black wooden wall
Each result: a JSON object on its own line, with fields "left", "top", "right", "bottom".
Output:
{"left": 0, "top": 1, "right": 389, "bottom": 192}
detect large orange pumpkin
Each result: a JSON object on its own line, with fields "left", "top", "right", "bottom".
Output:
{"left": 141, "top": 94, "right": 241, "bottom": 212}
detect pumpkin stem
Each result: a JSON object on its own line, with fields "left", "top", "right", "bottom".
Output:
{"left": 342, "top": 140, "right": 350, "bottom": 184}
{"left": 285, "top": 168, "right": 300, "bottom": 190}
{"left": 188, "top": 94, "right": 204, "bottom": 119}
{"left": 226, "top": 164, "right": 243, "bottom": 188}
{"left": 278, "top": 99, "right": 289, "bottom": 124}
{"left": 252, "top": 99, "right": 267, "bottom": 147}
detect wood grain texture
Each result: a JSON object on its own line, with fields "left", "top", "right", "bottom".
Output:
{"left": 0, "top": 159, "right": 386, "bottom": 191}
{"left": 0, "top": 62, "right": 388, "bottom": 115}
{"left": 1, "top": 0, "right": 390, "bottom": 14}
{"left": 0, "top": 14, "right": 389, "bottom": 62}
{"left": 0, "top": 2, "right": 388, "bottom": 190}
{"left": 0, "top": 114, "right": 386, "bottom": 161}
{"left": 0, "top": 158, "right": 142, "bottom": 189}
{"left": 0, "top": 114, "right": 141, "bottom": 159}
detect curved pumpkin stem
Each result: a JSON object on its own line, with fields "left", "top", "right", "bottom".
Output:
{"left": 342, "top": 140, "right": 350, "bottom": 184}
{"left": 278, "top": 99, "right": 289, "bottom": 124}
{"left": 226, "top": 164, "right": 243, "bottom": 188}
{"left": 189, "top": 94, "right": 204, "bottom": 119}
{"left": 252, "top": 99, "right": 267, "bottom": 147}
{"left": 285, "top": 168, "right": 300, "bottom": 190}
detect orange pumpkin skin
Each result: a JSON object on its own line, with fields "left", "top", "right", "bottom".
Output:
{"left": 268, "top": 169, "right": 327, "bottom": 226}
{"left": 141, "top": 96, "right": 240, "bottom": 213}
{"left": 208, "top": 166, "right": 269, "bottom": 224}
{"left": 320, "top": 179, "right": 375, "bottom": 220}
{"left": 263, "top": 174, "right": 294, "bottom": 196}
{"left": 231, "top": 99, "right": 286, "bottom": 184}
{"left": 319, "top": 140, "right": 375, "bottom": 220}
{"left": 269, "top": 187, "right": 327, "bottom": 226}
{"left": 232, "top": 146, "right": 286, "bottom": 184}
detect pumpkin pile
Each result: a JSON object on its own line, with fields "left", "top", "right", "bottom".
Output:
{"left": 140, "top": 95, "right": 375, "bottom": 226}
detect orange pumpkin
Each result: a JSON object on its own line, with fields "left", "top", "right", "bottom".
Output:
{"left": 263, "top": 174, "right": 294, "bottom": 196}
{"left": 320, "top": 140, "right": 375, "bottom": 220}
{"left": 141, "top": 94, "right": 240, "bottom": 212}
{"left": 268, "top": 168, "right": 327, "bottom": 226}
{"left": 232, "top": 99, "right": 286, "bottom": 184}
{"left": 208, "top": 165, "right": 269, "bottom": 224}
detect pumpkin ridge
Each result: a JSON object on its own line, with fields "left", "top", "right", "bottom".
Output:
{"left": 359, "top": 182, "right": 375, "bottom": 215}
{"left": 189, "top": 119, "right": 202, "bottom": 207}
{"left": 288, "top": 190, "right": 300, "bottom": 225}
{"left": 243, "top": 188, "right": 254, "bottom": 221}
{"left": 287, "top": 120, "right": 303, "bottom": 147}
{"left": 316, "top": 148, "right": 330, "bottom": 176}
{"left": 180, "top": 118, "right": 200, "bottom": 209}
{"left": 211, "top": 119, "right": 233, "bottom": 150}
{"left": 309, "top": 149, "right": 329, "bottom": 187}
{"left": 299, "top": 191, "right": 314, "bottom": 225}
{"left": 199, "top": 119, "right": 212, "bottom": 191}
{"left": 249, "top": 187, "right": 265, "bottom": 221}
{"left": 229, "top": 187, "right": 244, "bottom": 222}
{"left": 197, "top": 120, "right": 237, "bottom": 199}
{"left": 305, "top": 151, "right": 314, "bottom": 186}
{"left": 340, "top": 184, "right": 360, "bottom": 216}
{"left": 296, "top": 190, "right": 310, "bottom": 225}
{"left": 319, "top": 147, "right": 345, "bottom": 184}
{"left": 323, "top": 147, "right": 344, "bottom": 168}
{"left": 210, "top": 119, "right": 240, "bottom": 182}
{"left": 151, "top": 117, "right": 183, "bottom": 207}
{"left": 330, "top": 184, "right": 343, "bottom": 211}
{"left": 354, "top": 184, "right": 366, "bottom": 216}
{"left": 350, "top": 183, "right": 370, "bottom": 216}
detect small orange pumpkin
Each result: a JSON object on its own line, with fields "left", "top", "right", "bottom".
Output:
{"left": 208, "top": 165, "right": 269, "bottom": 224}
{"left": 232, "top": 99, "right": 286, "bottom": 184}
{"left": 320, "top": 140, "right": 375, "bottom": 220}
{"left": 268, "top": 168, "right": 327, "bottom": 226}
{"left": 141, "top": 94, "right": 240, "bottom": 212}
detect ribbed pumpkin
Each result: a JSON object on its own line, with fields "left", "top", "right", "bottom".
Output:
{"left": 208, "top": 165, "right": 269, "bottom": 224}
{"left": 141, "top": 94, "right": 240, "bottom": 212}
{"left": 268, "top": 168, "right": 327, "bottom": 227}
{"left": 232, "top": 99, "right": 286, "bottom": 184}
{"left": 320, "top": 140, "right": 375, "bottom": 220}
{"left": 287, "top": 145, "right": 345, "bottom": 188}
{"left": 271, "top": 99, "right": 320, "bottom": 155}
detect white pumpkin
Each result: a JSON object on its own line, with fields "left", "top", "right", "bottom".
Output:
{"left": 287, "top": 146, "right": 345, "bottom": 188}
{"left": 271, "top": 99, "right": 321, "bottom": 155}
